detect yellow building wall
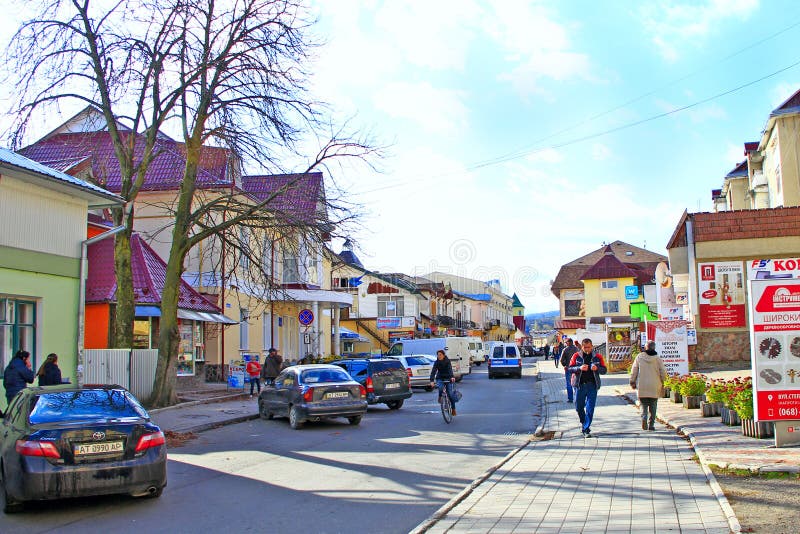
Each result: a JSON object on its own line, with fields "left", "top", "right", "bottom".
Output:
{"left": 776, "top": 116, "right": 800, "bottom": 206}
{"left": 583, "top": 277, "right": 636, "bottom": 317}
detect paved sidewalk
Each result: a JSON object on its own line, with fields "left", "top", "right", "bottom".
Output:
{"left": 150, "top": 395, "right": 258, "bottom": 433}
{"left": 419, "top": 369, "right": 734, "bottom": 534}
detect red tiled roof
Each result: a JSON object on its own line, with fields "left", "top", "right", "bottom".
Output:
{"left": 744, "top": 142, "right": 759, "bottom": 153}
{"left": 580, "top": 245, "right": 638, "bottom": 280}
{"left": 555, "top": 319, "right": 584, "bottom": 329}
{"left": 241, "top": 172, "right": 323, "bottom": 223}
{"left": 86, "top": 233, "right": 220, "bottom": 312}
{"left": 19, "top": 132, "right": 231, "bottom": 192}
{"left": 773, "top": 88, "right": 800, "bottom": 114}
{"left": 667, "top": 206, "right": 800, "bottom": 248}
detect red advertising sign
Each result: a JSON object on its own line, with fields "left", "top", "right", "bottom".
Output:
{"left": 697, "top": 261, "right": 746, "bottom": 328}
{"left": 749, "top": 279, "right": 800, "bottom": 422}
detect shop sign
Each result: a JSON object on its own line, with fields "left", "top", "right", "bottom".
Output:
{"left": 624, "top": 286, "right": 639, "bottom": 300}
{"left": 749, "top": 278, "right": 800, "bottom": 421}
{"left": 697, "top": 261, "right": 746, "bottom": 328}
{"left": 748, "top": 258, "right": 800, "bottom": 280}
{"left": 377, "top": 317, "right": 401, "bottom": 329}
{"left": 227, "top": 363, "right": 246, "bottom": 388}
{"left": 646, "top": 320, "right": 689, "bottom": 376}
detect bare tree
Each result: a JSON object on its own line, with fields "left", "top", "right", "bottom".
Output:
{"left": 6, "top": 0, "right": 189, "bottom": 349}
{"left": 7, "top": 0, "right": 381, "bottom": 407}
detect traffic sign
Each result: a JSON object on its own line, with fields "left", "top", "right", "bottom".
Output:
{"left": 298, "top": 308, "right": 314, "bottom": 326}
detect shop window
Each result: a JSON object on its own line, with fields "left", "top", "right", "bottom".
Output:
{"left": 133, "top": 320, "right": 151, "bottom": 349}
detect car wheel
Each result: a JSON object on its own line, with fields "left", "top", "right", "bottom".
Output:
{"left": 424, "top": 386, "right": 433, "bottom": 392}
{"left": 348, "top": 415, "right": 362, "bottom": 425}
{"left": 386, "top": 400, "right": 403, "bottom": 410}
{"left": 488, "top": 373, "right": 494, "bottom": 379}
{"left": 258, "top": 400, "right": 273, "bottom": 420}
{"left": 1, "top": 466, "right": 23, "bottom": 514}
{"left": 289, "top": 405, "right": 303, "bottom": 429}
{"left": 475, "top": 361, "right": 481, "bottom": 366}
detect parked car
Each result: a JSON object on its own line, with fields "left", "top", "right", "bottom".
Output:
{"left": 384, "top": 355, "right": 434, "bottom": 390}
{"left": 386, "top": 337, "right": 471, "bottom": 379}
{"left": 487, "top": 343, "right": 523, "bottom": 379}
{"left": 258, "top": 365, "right": 367, "bottom": 429}
{"left": 331, "top": 358, "right": 412, "bottom": 409}
{"left": 0, "top": 384, "right": 167, "bottom": 513}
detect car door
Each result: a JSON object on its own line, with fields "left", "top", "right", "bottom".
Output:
{"left": 271, "top": 371, "right": 295, "bottom": 416}
{"left": 0, "top": 395, "right": 26, "bottom": 467}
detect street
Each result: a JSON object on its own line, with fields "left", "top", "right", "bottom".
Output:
{"left": 0, "top": 362, "right": 540, "bottom": 534}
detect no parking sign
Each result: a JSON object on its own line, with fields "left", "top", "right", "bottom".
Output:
{"left": 298, "top": 309, "right": 314, "bottom": 326}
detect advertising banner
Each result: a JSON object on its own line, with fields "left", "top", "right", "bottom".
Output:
{"left": 747, "top": 258, "right": 800, "bottom": 280}
{"left": 697, "top": 261, "right": 746, "bottom": 328}
{"left": 749, "top": 278, "right": 800, "bottom": 421}
{"left": 376, "top": 317, "right": 401, "bottom": 329}
{"left": 606, "top": 327, "right": 632, "bottom": 362}
{"left": 227, "top": 363, "right": 246, "bottom": 388}
{"left": 646, "top": 320, "right": 689, "bottom": 376}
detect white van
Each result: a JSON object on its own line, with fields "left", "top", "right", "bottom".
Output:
{"left": 487, "top": 342, "right": 522, "bottom": 379}
{"left": 386, "top": 337, "right": 471, "bottom": 380}
{"left": 466, "top": 336, "right": 487, "bottom": 366}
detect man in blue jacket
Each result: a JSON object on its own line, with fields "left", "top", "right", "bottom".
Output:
{"left": 3, "top": 350, "right": 35, "bottom": 406}
{"left": 568, "top": 339, "right": 608, "bottom": 438}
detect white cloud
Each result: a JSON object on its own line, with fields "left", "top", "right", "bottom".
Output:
{"left": 371, "top": 82, "right": 469, "bottom": 135}
{"left": 724, "top": 143, "right": 746, "bottom": 168}
{"left": 640, "top": 0, "right": 759, "bottom": 62}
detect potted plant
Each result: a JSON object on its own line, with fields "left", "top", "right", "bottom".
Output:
{"left": 664, "top": 374, "right": 682, "bottom": 403}
{"left": 678, "top": 373, "right": 706, "bottom": 409}
{"left": 720, "top": 377, "right": 749, "bottom": 426}
{"left": 733, "top": 384, "right": 774, "bottom": 439}
{"left": 702, "top": 379, "right": 727, "bottom": 417}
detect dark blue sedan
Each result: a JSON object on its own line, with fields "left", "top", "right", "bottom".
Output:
{"left": 0, "top": 385, "right": 167, "bottom": 513}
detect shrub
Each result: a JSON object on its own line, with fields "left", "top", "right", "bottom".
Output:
{"left": 732, "top": 386, "right": 754, "bottom": 420}
{"left": 705, "top": 379, "right": 729, "bottom": 403}
{"left": 663, "top": 374, "right": 681, "bottom": 390}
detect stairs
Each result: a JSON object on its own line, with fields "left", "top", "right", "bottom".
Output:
{"left": 355, "top": 319, "right": 390, "bottom": 349}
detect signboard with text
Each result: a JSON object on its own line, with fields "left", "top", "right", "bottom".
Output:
{"left": 646, "top": 320, "right": 689, "bottom": 376}
{"left": 698, "top": 261, "right": 746, "bottom": 328}
{"left": 747, "top": 258, "right": 800, "bottom": 281}
{"left": 749, "top": 278, "right": 800, "bottom": 422}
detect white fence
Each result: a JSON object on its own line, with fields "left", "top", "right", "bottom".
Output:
{"left": 84, "top": 349, "right": 158, "bottom": 400}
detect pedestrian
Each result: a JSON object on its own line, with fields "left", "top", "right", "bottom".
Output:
{"left": 36, "top": 353, "right": 62, "bottom": 386}
{"left": 246, "top": 356, "right": 262, "bottom": 397}
{"left": 560, "top": 337, "right": 579, "bottom": 402}
{"left": 3, "top": 350, "right": 35, "bottom": 406}
{"left": 430, "top": 349, "right": 458, "bottom": 416}
{"left": 261, "top": 347, "right": 283, "bottom": 386}
{"left": 543, "top": 343, "right": 550, "bottom": 360}
{"left": 629, "top": 341, "right": 668, "bottom": 431}
{"left": 568, "top": 338, "right": 607, "bottom": 438}
{"left": 552, "top": 341, "right": 563, "bottom": 368}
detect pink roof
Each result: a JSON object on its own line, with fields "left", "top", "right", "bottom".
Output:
{"left": 86, "top": 233, "right": 220, "bottom": 312}
{"left": 19, "top": 132, "right": 231, "bottom": 192}
{"left": 580, "top": 245, "right": 638, "bottom": 281}
{"left": 242, "top": 172, "right": 323, "bottom": 223}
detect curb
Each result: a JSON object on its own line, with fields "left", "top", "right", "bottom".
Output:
{"left": 149, "top": 392, "right": 249, "bottom": 414}
{"left": 613, "top": 387, "right": 742, "bottom": 534}
{"left": 409, "top": 438, "right": 532, "bottom": 534}
{"left": 165, "top": 413, "right": 261, "bottom": 435}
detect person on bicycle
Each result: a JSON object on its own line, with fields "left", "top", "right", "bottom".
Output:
{"left": 430, "top": 349, "right": 457, "bottom": 416}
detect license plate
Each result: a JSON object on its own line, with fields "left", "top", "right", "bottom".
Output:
{"left": 325, "top": 391, "right": 349, "bottom": 399}
{"left": 385, "top": 383, "right": 400, "bottom": 389}
{"left": 416, "top": 368, "right": 431, "bottom": 375}
{"left": 74, "top": 441, "right": 124, "bottom": 456}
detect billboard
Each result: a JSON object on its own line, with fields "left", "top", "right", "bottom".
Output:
{"left": 697, "top": 261, "right": 746, "bottom": 328}
{"left": 749, "top": 278, "right": 800, "bottom": 422}
{"left": 646, "top": 320, "right": 689, "bottom": 376}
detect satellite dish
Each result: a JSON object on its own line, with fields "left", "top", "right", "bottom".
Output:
{"left": 655, "top": 262, "right": 672, "bottom": 288}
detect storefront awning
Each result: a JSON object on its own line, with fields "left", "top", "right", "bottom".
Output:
{"left": 338, "top": 326, "right": 367, "bottom": 340}
{"left": 135, "top": 305, "right": 161, "bottom": 317}
{"left": 195, "top": 311, "right": 238, "bottom": 324}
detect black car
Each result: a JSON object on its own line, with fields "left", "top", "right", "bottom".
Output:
{"left": 0, "top": 385, "right": 167, "bottom": 513}
{"left": 258, "top": 365, "right": 368, "bottom": 430}
{"left": 331, "top": 358, "right": 412, "bottom": 409}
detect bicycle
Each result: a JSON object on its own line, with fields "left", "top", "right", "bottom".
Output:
{"left": 436, "top": 380, "right": 457, "bottom": 424}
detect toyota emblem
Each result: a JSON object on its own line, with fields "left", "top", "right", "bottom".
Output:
{"left": 92, "top": 431, "right": 106, "bottom": 441}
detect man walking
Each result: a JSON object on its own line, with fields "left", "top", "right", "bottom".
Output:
{"left": 568, "top": 339, "right": 607, "bottom": 437}
{"left": 630, "top": 341, "right": 668, "bottom": 430}
{"left": 560, "top": 338, "right": 579, "bottom": 402}
{"left": 261, "top": 347, "right": 283, "bottom": 386}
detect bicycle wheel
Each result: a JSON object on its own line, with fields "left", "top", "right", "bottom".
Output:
{"left": 440, "top": 390, "right": 453, "bottom": 424}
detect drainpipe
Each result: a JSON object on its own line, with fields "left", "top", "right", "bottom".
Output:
{"left": 686, "top": 215, "right": 698, "bottom": 320}
{"left": 77, "top": 225, "right": 126, "bottom": 387}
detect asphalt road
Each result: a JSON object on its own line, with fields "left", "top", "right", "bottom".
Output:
{"left": 0, "top": 360, "right": 541, "bottom": 534}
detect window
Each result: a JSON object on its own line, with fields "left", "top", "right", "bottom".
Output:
{"left": 602, "top": 300, "right": 620, "bottom": 313}
{"left": 239, "top": 227, "right": 250, "bottom": 271}
{"left": 239, "top": 308, "right": 249, "bottom": 349}
{"left": 378, "top": 296, "right": 404, "bottom": 317}
{"left": 0, "top": 298, "right": 36, "bottom": 374}
{"left": 564, "top": 299, "right": 583, "bottom": 317}
{"left": 601, "top": 280, "right": 618, "bottom": 289}
{"left": 282, "top": 247, "right": 300, "bottom": 284}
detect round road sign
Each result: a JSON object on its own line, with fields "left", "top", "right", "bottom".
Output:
{"left": 298, "top": 309, "right": 314, "bottom": 326}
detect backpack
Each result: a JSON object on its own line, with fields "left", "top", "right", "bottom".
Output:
{"left": 560, "top": 347, "right": 573, "bottom": 368}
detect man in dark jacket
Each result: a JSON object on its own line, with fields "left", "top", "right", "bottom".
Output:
{"left": 429, "top": 350, "right": 457, "bottom": 416}
{"left": 4, "top": 350, "right": 35, "bottom": 406}
{"left": 560, "top": 338, "right": 579, "bottom": 403}
{"left": 261, "top": 348, "right": 283, "bottom": 386}
{"left": 568, "top": 339, "right": 608, "bottom": 438}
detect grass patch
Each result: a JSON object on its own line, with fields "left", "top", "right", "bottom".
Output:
{"left": 709, "top": 465, "right": 800, "bottom": 479}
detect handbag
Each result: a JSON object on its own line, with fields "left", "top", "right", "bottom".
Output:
{"left": 453, "top": 388, "right": 463, "bottom": 402}
{"left": 570, "top": 372, "right": 578, "bottom": 387}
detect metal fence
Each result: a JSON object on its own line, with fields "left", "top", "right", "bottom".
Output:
{"left": 83, "top": 349, "right": 158, "bottom": 400}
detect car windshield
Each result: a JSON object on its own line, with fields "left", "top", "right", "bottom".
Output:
{"left": 29, "top": 390, "right": 149, "bottom": 425}
{"left": 301, "top": 368, "right": 352, "bottom": 384}
{"left": 405, "top": 356, "right": 430, "bottom": 366}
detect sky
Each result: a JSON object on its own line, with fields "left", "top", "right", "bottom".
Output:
{"left": 3, "top": 1, "right": 800, "bottom": 313}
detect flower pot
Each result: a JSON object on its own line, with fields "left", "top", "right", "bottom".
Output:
{"left": 670, "top": 390, "right": 683, "bottom": 403}
{"left": 701, "top": 401, "right": 723, "bottom": 417}
{"left": 682, "top": 395, "right": 703, "bottom": 409}
{"left": 720, "top": 406, "right": 741, "bottom": 426}
{"left": 741, "top": 418, "right": 774, "bottom": 439}
{"left": 662, "top": 388, "right": 671, "bottom": 399}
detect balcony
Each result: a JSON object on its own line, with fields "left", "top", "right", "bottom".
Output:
{"left": 435, "top": 314, "right": 454, "bottom": 326}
